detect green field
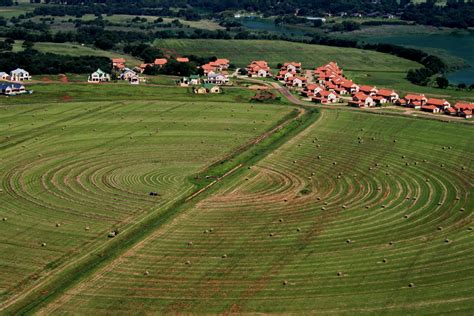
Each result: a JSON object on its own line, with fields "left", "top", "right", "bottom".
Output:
{"left": 155, "top": 39, "right": 419, "bottom": 72}
{"left": 0, "top": 86, "right": 293, "bottom": 307}
{"left": 10, "top": 41, "right": 142, "bottom": 67}
{"left": 29, "top": 109, "right": 474, "bottom": 314}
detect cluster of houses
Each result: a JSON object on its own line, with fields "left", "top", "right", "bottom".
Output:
{"left": 177, "top": 58, "right": 231, "bottom": 94}
{"left": 275, "top": 62, "right": 307, "bottom": 88}
{"left": 295, "top": 61, "right": 472, "bottom": 119}
{"left": 247, "top": 60, "right": 272, "bottom": 78}
{"left": 0, "top": 68, "right": 32, "bottom": 96}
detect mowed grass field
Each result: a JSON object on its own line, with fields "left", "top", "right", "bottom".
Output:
{"left": 0, "top": 87, "right": 293, "bottom": 305}
{"left": 38, "top": 110, "right": 474, "bottom": 314}
{"left": 155, "top": 39, "right": 419, "bottom": 72}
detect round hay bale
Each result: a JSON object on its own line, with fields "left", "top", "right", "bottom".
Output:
{"left": 468, "top": 227, "right": 473, "bottom": 231}
{"left": 389, "top": 241, "right": 394, "bottom": 246}
{"left": 321, "top": 207, "right": 326, "bottom": 210}
{"left": 438, "top": 202, "right": 442, "bottom": 205}
{"left": 369, "top": 167, "right": 373, "bottom": 170}
{"left": 188, "top": 241, "right": 193, "bottom": 246}
{"left": 337, "top": 271, "right": 343, "bottom": 277}
{"left": 382, "top": 258, "right": 388, "bottom": 263}
{"left": 381, "top": 205, "right": 386, "bottom": 208}
{"left": 2, "top": 218, "right": 7, "bottom": 221}
{"left": 317, "top": 155, "right": 321, "bottom": 159}
{"left": 408, "top": 283, "right": 415, "bottom": 288}
{"left": 461, "top": 166, "right": 465, "bottom": 170}
{"left": 222, "top": 254, "right": 227, "bottom": 259}
{"left": 333, "top": 162, "right": 337, "bottom": 165}
{"left": 296, "top": 227, "right": 301, "bottom": 232}
{"left": 41, "top": 243, "right": 47, "bottom": 247}
{"left": 316, "top": 144, "right": 320, "bottom": 148}
{"left": 444, "top": 238, "right": 450, "bottom": 243}
{"left": 393, "top": 140, "right": 397, "bottom": 143}
{"left": 440, "top": 163, "right": 444, "bottom": 167}
{"left": 269, "top": 233, "right": 275, "bottom": 237}
{"left": 324, "top": 202, "right": 328, "bottom": 205}
{"left": 342, "top": 205, "right": 347, "bottom": 209}
{"left": 85, "top": 226, "right": 90, "bottom": 231}
{"left": 56, "top": 223, "right": 61, "bottom": 227}
{"left": 405, "top": 162, "right": 409, "bottom": 166}
{"left": 404, "top": 215, "right": 409, "bottom": 219}
{"left": 317, "top": 197, "right": 321, "bottom": 201}
{"left": 437, "top": 226, "right": 443, "bottom": 231}
{"left": 365, "top": 206, "right": 370, "bottom": 209}
{"left": 203, "top": 229, "right": 209, "bottom": 234}
{"left": 455, "top": 197, "right": 460, "bottom": 200}
{"left": 293, "top": 160, "right": 297, "bottom": 164}
{"left": 448, "top": 146, "right": 452, "bottom": 149}
{"left": 377, "top": 187, "right": 382, "bottom": 191}
{"left": 144, "top": 271, "right": 150, "bottom": 276}
{"left": 279, "top": 218, "right": 284, "bottom": 223}
{"left": 283, "top": 198, "right": 288, "bottom": 202}
{"left": 346, "top": 239, "right": 352, "bottom": 244}
{"left": 412, "top": 197, "right": 417, "bottom": 201}
{"left": 402, "top": 155, "right": 406, "bottom": 159}
{"left": 337, "top": 175, "right": 341, "bottom": 179}
{"left": 372, "top": 137, "right": 375, "bottom": 141}
{"left": 423, "top": 159, "right": 427, "bottom": 162}
{"left": 460, "top": 208, "right": 465, "bottom": 212}
{"left": 283, "top": 280, "right": 288, "bottom": 285}
{"left": 185, "top": 260, "right": 191, "bottom": 265}
{"left": 311, "top": 172, "right": 315, "bottom": 176}
{"left": 209, "top": 228, "right": 214, "bottom": 232}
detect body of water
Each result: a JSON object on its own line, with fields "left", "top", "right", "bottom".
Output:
{"left": 238, "top": 17, "right": 307, "bottom": 37}
{"left": 360, "top": 32, "right": 474, "bottom": 85}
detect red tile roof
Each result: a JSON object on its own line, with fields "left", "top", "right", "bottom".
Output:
{"left": 377, "top": 88, "right": 397, "bottom": 97}
{"left": 176, "top": 57, "right": 189, "bottom": 62}
{"left": 427, "top": 98, "right": 449, "bottom": 106}
{"left": 405, "top": 94, "right": 426, "bottom": 101}
{"left": 154, "top": 58, "right": 168, "bottom": 66}
{"left": 112, "top": 58, "right": 126, "bottom": 63}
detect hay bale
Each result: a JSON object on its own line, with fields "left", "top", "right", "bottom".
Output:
{"left": 283, "top": 198, "right": 288, "bottom": 202}
{"left": 365, "top": 206, "right": 370, "bottom": 209}
{"left": 437, "top": 226, "right": 443, "bottom": 231}
{"left": 2, "top": 218, "right": 7, "bottom": 221}
{"left": 188, "top": 241, "right": 193, "bottom": 246}
{"left": 296, "top": 227, "right": 301, "bottom": 232}
{"left": 455, "top": 197, "right": 460, "bottom": 200}
{"left": 293, "top": 160, "right": 297, "bottom": 164}
{"left": 408, "top": 283, "right": 415, "bottom": 288}
{"left": 404, "top": 215, "right": 409, "bottom": 219}
{"left": 317, "top": 155, "right": 321, "bottom": 159}
{"left": 283, "top": 280, "right": 288, "bottom": 285}
{"left": 333, "top": 162, "right": 337, "bottom": 165}
{"left": 438, "top": 202, "right": 442, "bottom": 205}
{"left": 185, "top": 260, "right": 191, "bottom": 265}
{"left": 144, "top": 271, "right": 149, "bottom": 276}
{"left": 336, "top": 175, "right": 341, "bottom": 179}
{"left": 41, "top": 243, "right": 47, "bottom": 247}
{"left": 317, "top": 197, "right": 321, "bottom": 201}
{"left": 84, "top": 226, "right": 90, "bottom": 231}
{"left": 444, "top": 238, "right": 450, "bottom": 243}
{"left": 56, "top": 223, "right": 61, "bottom": 227}
{"left": 269, "top": 233, "right": 275, "bottom": 237}
{"left": 389, "top": 241, "right": 394, "bottom": 246}
{"left": 222, "top": 254, "right": 227, "bottom": 259}
{"left": 279, "top": 218, "right": 284, "bottom": 223}
{"left": 346, "top": 239, "right": 352, "bottom": 244}
{"left": 337, "top": 272, "right": 343, "bottom": 277}
{"left": 460, "top": 208, "right": 465, "bottom": 212}
{"left": 342, "top": 205, "right": 347, "bottom": 209}
{"left": 382, "top": 258, "right": 388, "bottom": 263}
{"left": 321, "top": 207, "right": 326, "bottom": 210}
{"left": 203, "top": 229, "right": 209, "bottom": 234}
{"left": 402, "top": 155, "right": 406, "bottom": 159}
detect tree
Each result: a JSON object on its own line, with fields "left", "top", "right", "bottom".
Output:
{"left": 22, "top": 40, "right": 35, "bottom": 50}
{"left": 436, "top": 76, "right": 449, "bottom": 89}
{"left": 457, "top": 83, "right": 467, "bottom": 90}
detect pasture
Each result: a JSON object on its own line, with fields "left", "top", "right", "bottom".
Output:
{"left": 0, "top": 88, "right": 293, "bottom": 306}
{"left": 35, "top": 110, "right": 474, "bottom": 314}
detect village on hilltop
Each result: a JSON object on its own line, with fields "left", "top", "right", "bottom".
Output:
{"left": 1, "top": 56, "right": 472, "bottom": 119}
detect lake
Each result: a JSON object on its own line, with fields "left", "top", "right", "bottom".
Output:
{"left": 361, "top": 32, "right": 474, "bottom": 85}
{"left": 238, "top": 17, "right": 308, "bottom": 37}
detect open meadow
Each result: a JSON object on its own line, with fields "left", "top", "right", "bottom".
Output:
{"left": 0, "top": 84, "right": 293, "bottom": 308}
{"left": 32, "top": 109, "right": 474, "bottom": 314}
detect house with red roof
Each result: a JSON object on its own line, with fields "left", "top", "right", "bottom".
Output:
{"left": 359, "top": 85, "right": 378, "bottom": 96}
{"left": 247, "top": 60, "right": 272, "bottom": 78}
{"left": 421, "top": 105, "right": 440, "bottom": 113}
{"left": 349, "top": 92, "right": 375, "bottom": 108}
{"left": 445, "top": 107, "right": 457, "bottom": 116}
{"left": 454, "top": 102, "right": 473, "bottom": 118}
{"left": 377, "top": 88, "right": 399, "bottom": 103}
{"left": 404, "top": 94, "right": 427, "bottom": 109}
{"left": 286, "top": 76, "right": 307, "bottom": 88}
{"left": 312, "top": 90, "right": 339, "bottom": 104}
{"left": 340, "top": 80, "right": 359, "bottom": 94}
{"left": 301, "top": 84, "right": 323, "bottom": 97}
{"left": 283, "top": 62, "right": 302, "bottom": 73}
{"left": 426, "top": 98, "right": 451, "bottom": 110}
{"left": 176, "top": 57, "right": 189, "bottom": 63}
{"left": 154, "top": 58, "right": 168, "bottom": 67}
{"left": 112, "top": 58, "right": 126, "bottom": 70}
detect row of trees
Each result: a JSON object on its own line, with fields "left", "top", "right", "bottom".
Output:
{"left": 0, "top": 48, "right": 111, "bottom": 74}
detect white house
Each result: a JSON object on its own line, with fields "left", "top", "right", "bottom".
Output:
{"left": 88, "top": 69, "right": 111, "bottom": 83}
{"left": 205, "top": 73, "right": 229, "bottom": 85}
{"left": 349, "top": 92, "right": 375, "bottom": 107}
{"left": 10, "top": 68, "right": 31, "bottom": 81}
{"left": 129, "top": 75, "right": 140, "bottom": 85}
{"left": 0, "top": 72, "right": 10, "bottom": 81}
{"left": 119, "top": 68, "right": 137, "bottom": 81}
